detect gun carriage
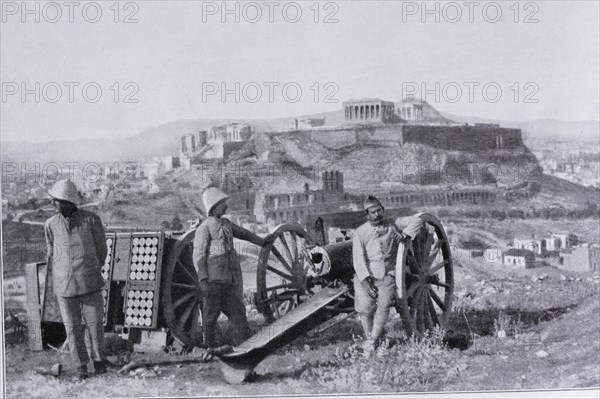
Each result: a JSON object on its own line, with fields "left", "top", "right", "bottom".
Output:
{"left": 164, "top": 211, "right": 454, "bottom": 383}
{"left": 26, "top": 212, "right": 453, "bottom": 384}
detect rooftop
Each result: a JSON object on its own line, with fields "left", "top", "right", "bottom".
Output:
{"left": 503, "top": 248, "right": 535, "bottom": 258}
{"left": 343, "top": 98, "right": 392, "bottom": 104}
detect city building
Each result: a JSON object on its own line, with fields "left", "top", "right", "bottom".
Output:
{"left": 205, "top": 123, "right": 253, "bottom": 159}
{"left": 161, "top": 156, "right": 180, "bottom": 172}
{"left": 376, "top": 189, "right": 496, "bottom": 208}
{"left": 483, "top": 247, "right": 503, "bottom": 266}
{"left": 144, "top": 163, "right": 160, "bottom": 183}
{"left": 207, "top": 123, "right": 252, "bottom": 143}
{"left": 218, "top": 173, "right": 255, "bottom": 221}
{"left": 261, "top": 171, "right": 360, "bottom": 225}
{"left": 513, "top": 237, "right": 547, "bottom": 256}
{"left": 545, "top": 236, "right": 562, "bottom": 252}
{"left": 179, "top": 123, "right": 254, "bottom": 162}
{"left": 289, "top": 118, "right": 326, "bottom": 130}
{"left": 454, "top": 241, "right": 487, "bottom": 262}
{"left": 181, "top": 131, "right": 208, "bottom": 155}
{"left": 503, "top": 248, "right": 535, "bottom": 269}
{"left": 559, "top": 243, "right": 600, "bottom": 273}
{"left": 551, "top": 232, "right": 577, "bottom": 249}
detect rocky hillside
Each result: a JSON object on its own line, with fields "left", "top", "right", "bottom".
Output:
{"left": 247, "top": 129, "right": 541, "bottom": 192}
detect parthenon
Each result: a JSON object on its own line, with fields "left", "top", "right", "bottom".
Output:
{"left": 343, "top": 98, "right": 396, "bottom": 124}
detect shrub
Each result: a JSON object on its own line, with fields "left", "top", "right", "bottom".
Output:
{"left": 507, "top": 209, "right": 525, "bottom": 219}
{"left": 111, "top": 209, "right": 126, "bottom": 219}
{"left": 303, "top": 327, "right": 458, "bottom": 392}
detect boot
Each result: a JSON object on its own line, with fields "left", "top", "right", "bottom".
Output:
{"left": 76, "top": 365, "right": 88, "bottom": 380}
{"left": 362, "top": 339, "right": 376, "bottom": 356}
{"left": 93, "top": 361, "right": 107, "bottom": 375}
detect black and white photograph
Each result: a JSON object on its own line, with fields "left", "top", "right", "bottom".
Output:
{"left": 1, "top": 1, "right": 599, "bottom": 398}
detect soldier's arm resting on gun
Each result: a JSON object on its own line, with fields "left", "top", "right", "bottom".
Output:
{"left": 231, "top": 221, "right": 274, "bottom": 246}
{"left": 395, "top": 215, "right": 423, "bottom": 241}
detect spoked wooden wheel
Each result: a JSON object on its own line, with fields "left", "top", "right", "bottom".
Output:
{"left": 396, "top": 213, "right": 454, "bottom": 337}
{"left": 256, "top": 224, "right": 314, "bottom": 324}
{"left": 162, "top": 230, "right": 203, "bottom": 347}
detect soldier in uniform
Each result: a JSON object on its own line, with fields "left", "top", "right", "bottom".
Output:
{"left": 352, "top": 195, "right": 422, "bottom": 351}
{"left": 193, "top": 187, "right": 273, "bottom": 348}
{"left": 44, "top": 180, "right": 108, "bottom": 379}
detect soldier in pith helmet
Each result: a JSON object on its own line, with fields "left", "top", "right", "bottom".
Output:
{"left": 193, "top": 187, "right": 274, "bottom": 348}
{"left": 45, "top": 179, "right": 108, "bottom": 379}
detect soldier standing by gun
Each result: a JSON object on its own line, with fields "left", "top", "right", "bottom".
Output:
{"left": 44, "top": 180, "right": 108, "bottom": 380}
{"left": 193, "top": 187, "right": 274, "bottom": 348}
{"left": 352, "top": 196, "right": 422, "bottom": 351}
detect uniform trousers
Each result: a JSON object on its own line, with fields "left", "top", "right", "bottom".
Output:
{"left": 202, "top": 282, "right": 250, "bottom": 348}
{"left": 56, "top": 290, "right": 105, "bottom": 368}
{"left": 353, "top": 274, "right": 396, "bottom": 341}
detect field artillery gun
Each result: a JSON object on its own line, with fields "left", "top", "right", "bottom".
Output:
{"left": 164, "top": 211, "right": 454, "bottom": 383}
{"left": 25, "top": 212, "right": 453, "bottom": 384}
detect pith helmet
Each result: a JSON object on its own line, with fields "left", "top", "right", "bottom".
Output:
{"left": 202, "top": 187, "right": 229, "bottom": 216}
{"left": 363, "top": 195, "right": 383, "bottom": 211}
{"left": 48, "top": 179, "right": 80, "bottom": 205}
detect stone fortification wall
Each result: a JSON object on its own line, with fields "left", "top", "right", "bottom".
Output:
{"left": 270, "top": 124, "right": 522, "bottom": 152}
{"left": 401, "top": 125, "right": 523, "bottom": 150}
{"left": 354, "top": 125, "right": 404, "bottom": 143}
{"left": 281, "top": 125, "right": 404, "bottom": 149}
{"left": 309, "top": 128, "right": 357, "bottom": 149}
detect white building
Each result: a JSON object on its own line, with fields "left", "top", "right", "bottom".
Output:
{"left": 513, "top": 238, "right": 546, "bottom": 256}
{"left": 503, "top": 248, "right": 535, "bottom": 269}
{"left": 144, "top": 163, "right": 160, "bottom": 183}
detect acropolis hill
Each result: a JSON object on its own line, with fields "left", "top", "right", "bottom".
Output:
{"left": 180, "top": 98, "right": 541, "bottom": 195}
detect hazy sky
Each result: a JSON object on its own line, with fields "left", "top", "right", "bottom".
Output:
{"left": 1, "top": 0, "right": 599, "bottom": 142}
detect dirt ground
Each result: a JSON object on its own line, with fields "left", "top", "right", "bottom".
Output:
{"left": 3, "top": 254, "right": 599, "bottom": 398}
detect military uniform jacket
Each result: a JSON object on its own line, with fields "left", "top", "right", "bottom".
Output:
{"left": 193, "top": 216, "right": 263, "bottom": 284}
{"left": 44, "top": 209, "right": 107, "bottom": 297}
{"left": 352, "top": 216, "right": 423, "bottom": 282}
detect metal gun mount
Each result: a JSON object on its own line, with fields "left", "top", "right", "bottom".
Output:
{"left": 217, "top": 212, "right": 454, "bottom": 383}
{"left": 26, "top": 212, "right": 453, "bottom": 384}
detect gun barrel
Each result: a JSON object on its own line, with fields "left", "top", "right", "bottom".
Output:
{"left": 308, "top": 240, "right": 354, "bottom": 281}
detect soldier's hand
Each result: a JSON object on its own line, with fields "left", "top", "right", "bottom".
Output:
{"left": 362, "top": 276, "right": 378, "bottom": 299}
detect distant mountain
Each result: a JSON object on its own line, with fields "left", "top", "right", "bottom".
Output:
{"left": 2, "top": 106, "right": 597, "bottom": 164}
{"left": 0, "top": 116, "right": 332, "bottom": 163}
{"left": 441, "top": 113, "right": 599, "bottom": 143}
